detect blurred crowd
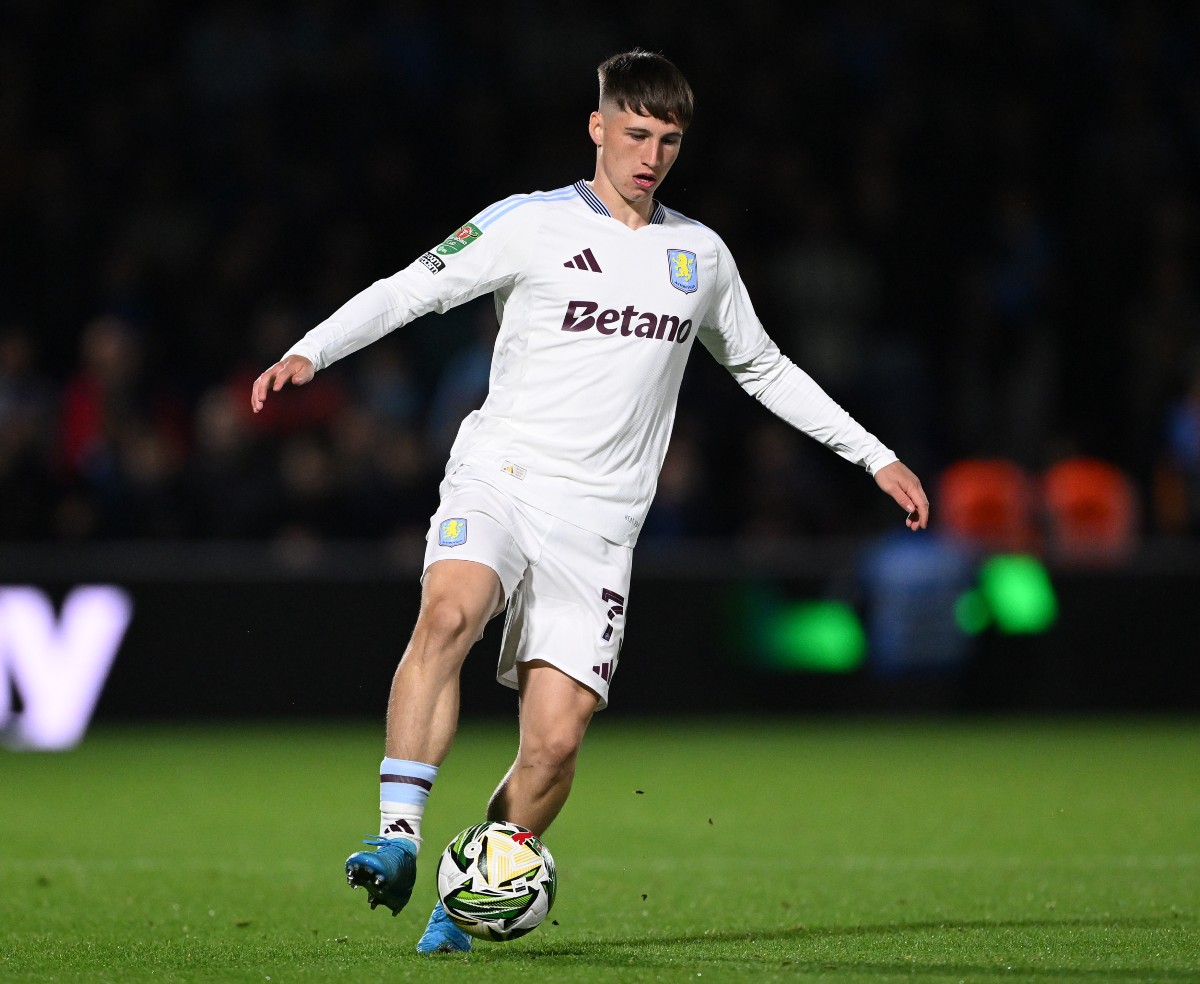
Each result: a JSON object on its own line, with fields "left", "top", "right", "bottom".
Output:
{"left": 3, "top": 1, "right": 1200, "bottom": 547}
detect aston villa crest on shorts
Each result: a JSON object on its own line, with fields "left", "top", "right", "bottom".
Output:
{"left": 667, "top": 249, "right": 698, "bottom": 293}
{"left": 439, "top": 518, "right": 468, "bottom": 546}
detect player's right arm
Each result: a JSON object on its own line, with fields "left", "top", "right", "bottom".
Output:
{"left": 250, "top": 199, "right": 536, "bottom": 410}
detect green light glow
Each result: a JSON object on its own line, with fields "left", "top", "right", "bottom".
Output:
{"left": 766, "top": 601, "right": 866, "bottom": 673}
{"left": 978, "top": 554, "right": 1058, "bottom": 634}
{"left": 955, "top": 589, "right": 991, "bottom": 635}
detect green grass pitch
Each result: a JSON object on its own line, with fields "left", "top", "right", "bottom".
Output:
{"left": 1, "top": 717, "right": 1197, "bottom": 983}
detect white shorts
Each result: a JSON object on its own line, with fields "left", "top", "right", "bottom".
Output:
{"left": 422, "top": 470, "right": 631, "bottom": 709}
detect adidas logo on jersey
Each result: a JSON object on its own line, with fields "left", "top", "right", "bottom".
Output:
{"left": 563, "top": 248, "right": 602, "bottom": 272}
{"left": 560, "top": 299, "right": 693, "bottom": 343}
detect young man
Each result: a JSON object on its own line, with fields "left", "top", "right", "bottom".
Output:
{"left": 251, "top": 50, "right": 929, "bottom": 953}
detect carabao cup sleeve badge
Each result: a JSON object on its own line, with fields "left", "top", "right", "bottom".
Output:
{"left": 667, "top": 249, "right": 698, "bottom": 293}
{"left": 439, "top": 518, "right": 468, "bottom": 547}
{"left": 435, "top": 222, "right": 483, "bottom": 256}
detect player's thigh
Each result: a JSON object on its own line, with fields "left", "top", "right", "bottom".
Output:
{"left": 419, "top": 559, "right": 505, "bottom": 642}
{"left": 422, "top": 478, "right": 533, "bottom": 623}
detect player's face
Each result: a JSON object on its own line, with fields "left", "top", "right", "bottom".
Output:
{"left": 589, "top": 107, "right": 684, "bottom": 209}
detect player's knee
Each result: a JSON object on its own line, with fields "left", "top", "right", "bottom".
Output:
{"left": 415, "top": 597, "right": 478, "bottom": 653}
{"left": 521, "top": 730, "right": 582, "bottom": 781}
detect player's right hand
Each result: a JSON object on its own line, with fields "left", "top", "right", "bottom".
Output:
{"left": 251, "top": 354, "right": 315, "bottom": 412}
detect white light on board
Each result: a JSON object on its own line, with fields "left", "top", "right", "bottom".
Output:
{"left": 0, "top": 586, "right": 133, "bottom": 751}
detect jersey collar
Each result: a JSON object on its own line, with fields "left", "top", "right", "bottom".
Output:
{"left": 574, "top": 179, "right": 666, "bottom": 226}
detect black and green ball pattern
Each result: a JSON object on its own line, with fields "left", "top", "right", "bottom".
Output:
{"left": 436, "top": 820, "right": 557, "bottom": 941}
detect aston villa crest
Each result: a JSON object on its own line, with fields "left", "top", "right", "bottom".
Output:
{"left": 667, "top": 249, "right": 698, "bottom": 293}
{"left": 439, "top": 518, "right": 468, "bottom": 546}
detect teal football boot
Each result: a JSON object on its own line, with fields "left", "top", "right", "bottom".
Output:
{"left": 344, "top": 836, "right": 417, "bottom": 915}
{"left": 416, "top": 901, "right": 473, "bottom": 954}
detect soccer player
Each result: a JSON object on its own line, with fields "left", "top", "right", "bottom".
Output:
{"left": 251, "top": 49, "right": 929, "bottom": 953}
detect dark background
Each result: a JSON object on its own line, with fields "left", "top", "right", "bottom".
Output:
{"left": 2, "top": 2, "right": 1199, "bottom": 718}
{"left": 6, "top": 542, "right": 1198, "bottom": 721}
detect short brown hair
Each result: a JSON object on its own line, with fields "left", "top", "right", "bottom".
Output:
{"left": 597, "top": 49, "right": 694, "bottom": 130}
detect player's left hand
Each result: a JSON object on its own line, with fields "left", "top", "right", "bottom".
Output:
{"left": 874, "top": 460, "right": 930, "bottom": 531}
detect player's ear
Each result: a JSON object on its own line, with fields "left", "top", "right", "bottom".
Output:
{"left": 588, "top": 110, "right": 604, "bottom": 148}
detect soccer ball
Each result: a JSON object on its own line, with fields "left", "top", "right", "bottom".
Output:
{"left": 435, "top": 820, "right": 557, "bottom": 941}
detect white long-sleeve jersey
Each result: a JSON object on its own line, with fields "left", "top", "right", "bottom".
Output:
{"left": 284, "top": 180, "right": 897, "bottom": 546}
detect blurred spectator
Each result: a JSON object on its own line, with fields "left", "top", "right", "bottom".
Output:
{"left": 641, "top": 422, "right": 708, "bottom": 541}
{"left": 738, "top": 420, "right": 843, "bottom": 538}
{"left": 0, "top": 326, "right": 56, "bottom": 538}
{"left": 1155, "top": 359, "right": 1200, "bottom": 535}
{"left": 329, "top": 405, "right": 435, "bottom": 541}
{"left": 423, "top": 307, "right": 497, "bottom": 456}
{"left": 272, "top": 433, "right": 343, "bottom": 541}
{"left": 1123, "top": 250, "right": 1200, "bottom": 474}
{"left": 769, "top": 194, "right": 881, "bottom": 394}
{"left": 183, "top": 384, "right": 277, "bottom": 538}
{"left": 951, "top": 185, "right": 1061, "bottom": 464}
{"left": 357, "top": 344, "right": 423, "bottom": 433}
{"left": 55, "top": 315, "right": 189, "bottom": 538}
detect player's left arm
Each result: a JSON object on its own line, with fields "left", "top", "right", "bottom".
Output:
{"left": 716, "top": 340, "right": 930, "bottom": 530}
{"left": 698, "top": 243, "right": 929, "bottom": 530}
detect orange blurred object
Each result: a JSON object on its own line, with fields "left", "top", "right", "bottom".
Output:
{"left": 1042, "top": 457, "right": 1138, "bottom": 565}
{"left": 938, "top": 458, "right": 1039, "bottom": 552}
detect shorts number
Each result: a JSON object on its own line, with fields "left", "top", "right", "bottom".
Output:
{"left": 600, "top": 588, "right": 624, "bottom": 641}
